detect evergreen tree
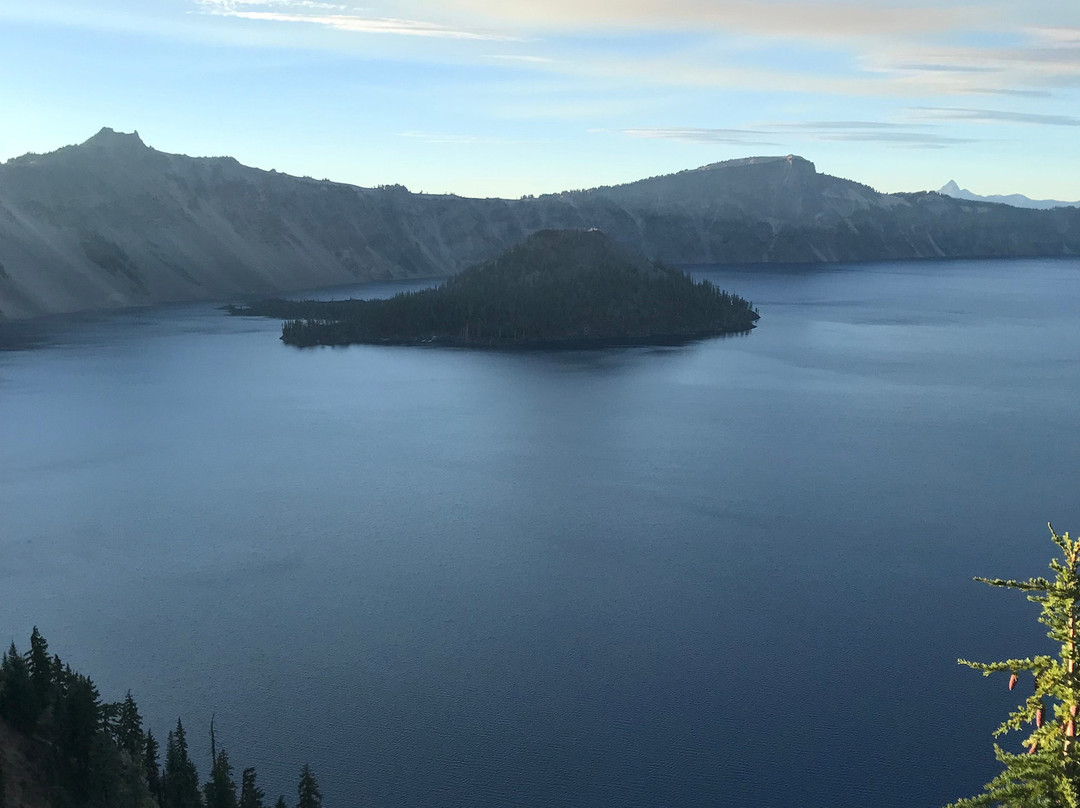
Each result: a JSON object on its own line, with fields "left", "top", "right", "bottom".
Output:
{"left": 239, "top": 767, "right": 266, "bottom": 808}
{"left": 0, "top": 641, "right": 39, "bottom": 732}
{"left": 55, "top": 673, "right": 105, "bottom": 803}
{"left": 164, "top": 719, "right": 203, "bottom": 808}
{"left": 113, "top": 691, "right": 145, "bottom": 759}
{"left": 296, "top": 765, "right": 321, "bottom": 808}
{"left": 51, "top": 653, "right": 66, "bottom": 695}
{"left": 146, "top": 730, "right": 163, "bottom": 807}
{"left": 948, "top": 525, "right": 1080, "bottom": 807}
{"left": 273, "top": 797, "right": 287, "bottom": 808}
{"left": 204, "top": 749, "right": 238, "bottom": 808}
{"left": 27, "top": 626, "right": 53, "bottom": 705}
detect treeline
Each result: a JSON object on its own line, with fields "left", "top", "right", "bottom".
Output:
{"left": 228, "top": 229, "right": 759, "bottom": 348}
{"left": 0, "top": 628, "right": 322, "bottom": 808}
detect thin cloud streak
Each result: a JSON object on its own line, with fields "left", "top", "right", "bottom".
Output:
{"left": 1026, "top": 26, "right": 1080, "bottom": 45}
{"left": 195, "top": 1, "right": 519, "bottom": 40}
{"left": 624, "top": 122, "right": 981, "bottom": 148}
{"left": 184, "top": 0, "right": 1077, "bottom": 101}
{"left": 445, "top": 0, "right": 974, "bottom": 38}
{"left": 965, "top": 87, "right": 1054, "bottom": 98}
{"left": 624, "top": 128, "right": 778, "bottom": 146}
{"left": 896, "top": 63, "right": 1001, "bottom": 73}
{"left": 868, "top": 26, "right": 1080, "bottom": 91}
{"left": 197, "top": 0, "right": 347, "bottom": 8}
{"left": 813, "top": 131, "right": 978, "bottom": 144}
{"left": 912, "top": 107, "right": 1080, "bottom": 126}
{"left": 212, "top": 11, "right": 517, "bottom": 39}
{"left": 769, "top": 121, "right": 914, "bottom": 129}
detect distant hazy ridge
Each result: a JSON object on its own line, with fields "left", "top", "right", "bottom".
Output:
{"left": 2, "top": 128, "right": 1079, "bottom": 319}
{"left": 937, "top": 180, "right": 1080, "bottom": 210}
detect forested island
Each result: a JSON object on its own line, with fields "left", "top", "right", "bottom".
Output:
{"left": 228, "top": 229, "right": 759, "bottom": 348}
{"left": 0, "top": 628, "right": 322, "bottom": 808}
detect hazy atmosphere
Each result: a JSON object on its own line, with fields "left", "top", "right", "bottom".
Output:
{"left": 2, "top": 0, "right": 1080, "bottom": 199}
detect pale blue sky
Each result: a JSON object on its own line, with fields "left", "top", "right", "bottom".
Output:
{"left": 2, "top": 0, "right": 1078, "bottom": 199}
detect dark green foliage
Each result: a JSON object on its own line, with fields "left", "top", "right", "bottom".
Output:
{"left": 51, "top": 653, "right": 66, "bottom": 690}
{"left": 113, "top": 691, "right": 145, "bottom": 759}
{"left": 273, "top": 796, "right": 287, "bottom": 808}
{"left": 0, "top": 641, "right": 39, "bottom": 732}
{"left": 27, "top": 626, "right": 52, "bottom": 704}
{"left": 57, "top": 673, "right": 104, "bottom": 786}
{"left": 146, "top": 730, "right": 163, "bottom": 806}
{"left": 239, "top": 767, "right": 266, "bottom": 808}
{"left": 948, "top": 525, "right": 1080, "bottom": 807}
{"left": 0, "top": 628, "right": 293, "bottom": 808}
{"left": 165, "top": 719, "right": 203, "bottom": 808}
{"left": 233, "top": 229, "right": 759, "bottom": 347}
{"left": 1, "top": 629, "right": 154, "bottom": 807}
{"left": 204, "top": 749, "right": 238, "bottom": 808}
{"left": 296, "top": 765, "right": 322, "bottom": 808}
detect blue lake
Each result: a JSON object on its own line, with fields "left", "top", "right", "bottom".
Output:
{"left": 2, "top": 258, "right": 1080, "bottom": 807}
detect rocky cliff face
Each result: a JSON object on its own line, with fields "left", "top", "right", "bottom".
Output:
{"left": 2, "top": 129, "right": 1079, "bottom": 319}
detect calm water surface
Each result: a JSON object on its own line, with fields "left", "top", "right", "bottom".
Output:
{"left": 2, "top": 259, "right": 1080, "bottom": 808}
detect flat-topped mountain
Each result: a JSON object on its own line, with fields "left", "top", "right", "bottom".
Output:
{"left": 2, "top": 128, "right": 1080, "bottom": 319}
{"left": 232, "top": 229, "right": 759, "bottom": 347}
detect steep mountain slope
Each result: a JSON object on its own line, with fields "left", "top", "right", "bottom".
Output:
{"left": 2, "top": 129, "right": 1080, "bottom": 319}
{"left": 0, "top": 715, "right": 50, "bottom": 808}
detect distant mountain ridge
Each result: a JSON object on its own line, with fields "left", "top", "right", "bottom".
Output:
{"left": 2, "top": 128, "right": 1080, "bottom": 319}
{"left": 937, "top": 180, "right": 1079, "bottom": 210}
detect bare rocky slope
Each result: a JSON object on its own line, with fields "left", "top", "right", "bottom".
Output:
{"left": 2, "top": 129, "right": 1079, "bottom": 319}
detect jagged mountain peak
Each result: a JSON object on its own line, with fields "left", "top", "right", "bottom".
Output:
{"left": 79, "top": 127, "right": 148, "bottom": 152}
{"left": 937, "top": 179, "right": 1077, "bottom": 209}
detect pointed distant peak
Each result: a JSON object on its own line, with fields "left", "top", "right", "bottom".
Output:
{"left": 939, "top": 180, "right": 962, "bottom": 195}
{"left": 81, "top": 127, "right": 148, "bottom": 151}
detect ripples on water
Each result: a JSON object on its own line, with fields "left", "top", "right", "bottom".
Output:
{"left": 2, "top": 258, "right": 1080, "bottom": 807}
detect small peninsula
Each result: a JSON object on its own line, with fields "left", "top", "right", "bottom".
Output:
{"left": 230, "top": 229, "right": 759, "bottom": 347}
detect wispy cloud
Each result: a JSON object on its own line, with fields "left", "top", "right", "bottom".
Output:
{"left": 624, "top": 120, "right": 980, "bottom": 148}
{"left": 624, "top": 127, "right": 777, "bottom": 146}
{"left": 911, "top": 107, "right": 1080, "bottom": 126}
{"left": 811, "top": 131, "right": 978, "bottom": 144}
{"left": 769, "top": 121, "right": 913, "bottom": 130}
{"left": 194, "top": 0, "right": 519, "bottom": 40}
{"left": 1026, "top": 26, "right": 1080, "bottom": 46}
{"left": 895, "top": 63, "right": 1001, "bottom": 73}
{"left": 444, "top": 0, "right": 973, "bottom": 38}
{"left": 198, "top": 0, "right": 348, "bottom": 8}
{"left": 965, "top": 87, "right": 1054, "bottom": 98}
{"left": 866, "top": 25, "right": 1080, "bottom": 91}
